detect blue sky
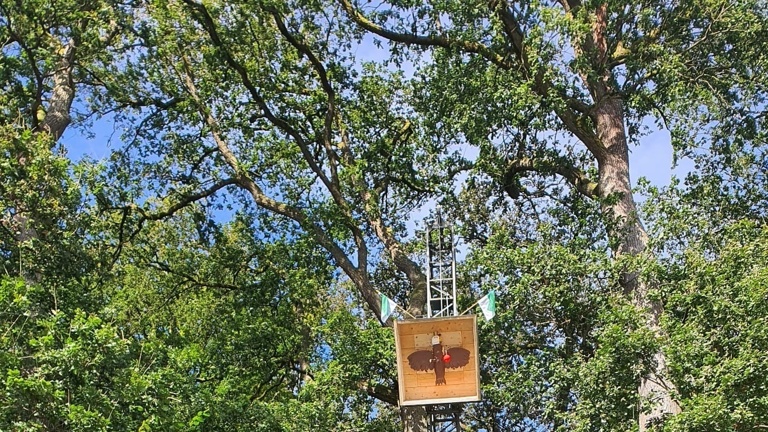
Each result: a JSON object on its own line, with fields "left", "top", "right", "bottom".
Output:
{"left": 61, "top": 32, "right": 693, "bottom": 225}
{"left": 64, "top": 112, "right": 687, "bottom": 187}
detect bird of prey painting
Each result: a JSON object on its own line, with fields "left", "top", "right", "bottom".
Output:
{"left": 407, "top": 334, "right": 470, "bottom": 385}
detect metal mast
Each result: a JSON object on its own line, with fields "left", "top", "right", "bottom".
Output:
{"left": 424, "top": 208, "right": 462, "bottom": 432}
{"left": 425, "top": 209, "right": 457, "bottom": 318}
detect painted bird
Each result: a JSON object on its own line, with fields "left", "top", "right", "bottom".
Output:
{"left": 407, "top": 334, "right": 470, "bottom": 385}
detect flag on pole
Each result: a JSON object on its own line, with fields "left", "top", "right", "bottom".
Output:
{"left": 380, "top": 293, "right": 398, "bottom": 322}
{"left": 478, "top": 291, "right": 496, "bottom": 321}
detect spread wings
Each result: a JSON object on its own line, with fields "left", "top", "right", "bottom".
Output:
{"left": 408, "top": 348, "right": 470, "bottom": 371}
{"left": 446, "top": 347, "right": 470, "bottom": 369}
{"left": 407, "top": 350, "right": 434, "bottom": 372}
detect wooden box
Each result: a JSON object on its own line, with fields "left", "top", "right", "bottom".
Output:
{"left": 394, "top": 315, "right": 481, "bottom": 406}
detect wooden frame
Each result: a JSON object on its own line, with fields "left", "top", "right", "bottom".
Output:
{"left": 394, "top": 315, "right": 481, "bottom": 406}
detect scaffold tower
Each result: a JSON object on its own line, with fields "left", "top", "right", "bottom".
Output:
{"left": 424, "top": 208, "right": 462, "bottom": 432}
{"left": 425, "top": 209, "right": 457, "bottom": 318}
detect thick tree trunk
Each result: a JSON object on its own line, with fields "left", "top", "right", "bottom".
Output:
{"left": 389, "top": 245, "right": 430, "bottom": 431}
{"left": 375, "top": 226, "right": 431, "bottom": 431}
{"left": 38, "top": 39, "right": 76, "bottom": 141}
{"left": 594, "top": 97, "right": 680, "bottom": 430}
{"left": 401, "top": 406, "right": 429, "bottom": 432}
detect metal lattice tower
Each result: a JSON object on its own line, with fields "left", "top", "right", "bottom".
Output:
{"left": 425, "top": 209, "right": 457, "bottom": 318}
{"left": 426, "top": 404, "right": 462, "bottom": 432}
{"left": 424, "top": 209, "right": 462, "bottom": 432}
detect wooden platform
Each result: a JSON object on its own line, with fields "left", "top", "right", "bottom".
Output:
{"left": 394, "top": 315, "right": 481, "bottom": 406}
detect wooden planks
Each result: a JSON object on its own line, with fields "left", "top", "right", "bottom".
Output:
{"left": 394, "top": 315, "right": 481, "bottom": 406}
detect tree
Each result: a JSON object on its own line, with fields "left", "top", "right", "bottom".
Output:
{"left": 639, "top": 168, "right": 768, "bottom": 431}
{"left": 5, "top": 0, "right": 767, "bottom": 431}
{"left": 0, "top": 169, "right": 401, "bottom": 431}
{"left": 0, "top": 0, "right": 134, "bottom": 286}
{"left": 336, "top": 0, "right": 768, "bottom": 428}
{"left": 4, "top": 0, "right": 430, "bottom": 427}
{"left": 98, "top": 208, "right": 386, "bottom": 431}
{"left": 89, "top": 1, "right": 467, "bottom": 428}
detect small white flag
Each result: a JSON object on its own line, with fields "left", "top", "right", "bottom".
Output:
{"left": 380, "top": 293, "right": 398, "bottom": 322}
{"left": 478, "top": 291, "right": 496, "bottom": 321}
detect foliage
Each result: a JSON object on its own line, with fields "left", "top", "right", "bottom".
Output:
{"left": 641, "top": 182, "right": 768, "bottom": 431}
{"left": 0, "top": 124, "right": 83, "bottom": 280}
{"left": 2, "top": 0, "right": 768, "bottom": 431}
{"left": 457, "top": 200, "right": 653, "bottom": 431}
{"left": 661, "top": 222, "right": 768, "bottom": 431}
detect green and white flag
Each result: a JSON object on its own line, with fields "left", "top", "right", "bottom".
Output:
{"left": 478, "top": 291, "right": 496, "bottom": 321}
{"left": 380, "top": 293, "right": 398, "bottom": 322}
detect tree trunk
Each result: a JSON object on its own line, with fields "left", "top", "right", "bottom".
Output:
{"left": 594, "top": 97, "right": 681, "bottom": 430}
{"left": 13, "top": 38, "right": 77, "bottom": 283}
{"left": 401, "top": 406, "right": 429, "bottom": 432}
{"left": 38, "top": 39, "right": 76, "bottom": 141}
{"left": 389, "top": 248, "right": 430, "bottom": 431}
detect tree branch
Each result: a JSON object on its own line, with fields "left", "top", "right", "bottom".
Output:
{"left": 337, "top": 0, "right": 513, "bottom": 70}
{"left": 269, "top": 9, "right": 337, "bottom": 156}
{"left": 489, "top": 0, "right": 526, "bottom": 65}
{"left": 176, "top": 55, "right": 383, "bottom": 320}
{"left": 138, "top": 179, "right": 239, "bottom": 222}
{"left": 554, "top": 109, "right": 604, "bottom": 158}
{"left": 182, "top": 0, "right": 371, "bottom": 268}
{"left": 267, "top": 10, "right": 374, "bottom": 271}
{"left": 106, "top": 178, "right": 238, "bottom": 266}
{"left": 340, "top": 0, "right": 603, "bottom": 159}
{"left": 358, "top": 381, "right": 398, "bottom": 406}
{"left": 504, "top": 156, "right": 599, "bottom": 199}
{"left": 145, "top": 259, "right": 247, "bottom": 292}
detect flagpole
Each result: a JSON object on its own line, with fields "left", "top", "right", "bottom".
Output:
{"left": 460, "top": 298, "right": 482, "bottom": 316}
{"left": 461, "top": 291, "right": 496, "bottom": 317}
{"left": 394, "top": 303, "right": 417, "bottom": 319}
{"left": 376, "top": 289, "right": 417, "bottom": 320}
